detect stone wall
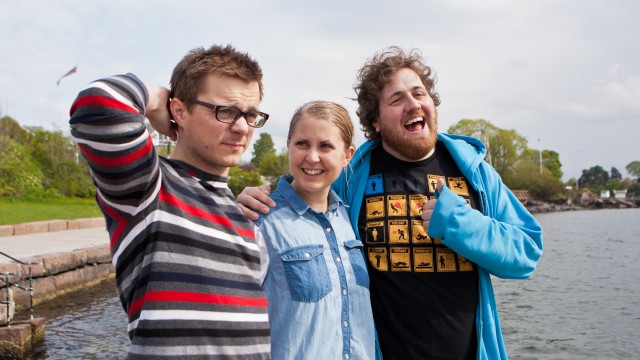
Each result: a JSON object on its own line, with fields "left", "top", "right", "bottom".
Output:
{"left": 0, "top": 244, "right": 114, "bottom": 312}
{"left": 0, "top": 217, "right": 105, "bottom": 237}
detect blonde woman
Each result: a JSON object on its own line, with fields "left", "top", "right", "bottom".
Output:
{"left": 255, "top": 101, "right": 374, "bottom": 359}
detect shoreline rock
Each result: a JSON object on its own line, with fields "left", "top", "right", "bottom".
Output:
{"left": 526, "top": 193, "right": 640, "bottom": 214}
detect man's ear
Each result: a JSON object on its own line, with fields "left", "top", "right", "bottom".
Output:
{"left": 170, "top": 98, "right": 187, "bottom": 125}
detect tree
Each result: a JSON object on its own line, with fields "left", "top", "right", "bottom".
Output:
{"left": 228, "top": 165, "right": 264, "bottom": 197}
{"left": 507, "top": 161, "right": 566, "bottom": 202}
{"left": 447, "top": 119, "right": 527, "bottom": 178}
{"left": 447, "top": 118, "right": 570, "bottom": 200}
{"left": 610, "top": 167, "right": 622, "bottom": 180}
{"left": 488, "top": 128, "right": 527, "bottom": 176}
{"left": 0, "top": 116, "right": 30, "bottom": 144}
{"left": 257, "top": 152, "right": 289, "bottom": 187}
{"left": 626, "top": 161, "right": 640, "bottom": 179}
{"left": 627, "top": 181, "right": 640, "bottom": 196}
{"left": 578, "top": 166, "right": 609, "bottom": 189}
{"left": 251, "top": 133, "right": 276, "bottom": 167}
{"left": 447, "top": 119, "right": 497, "bottom": 164}
{"left": 0, "top": 138, "right": 44, "bottom": 198}
{"left": 0, "top": 119, "right": 95, "bottom": 199}
{"left": 542, "top": 150, "right": 563, "bottom": 179}
{"left": 520, "top": 149, "right": 563, "bottom": 180}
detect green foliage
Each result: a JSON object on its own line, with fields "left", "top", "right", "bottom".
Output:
{"left": 504, "top": 161, "right": 566, "bottom": 202}
{"left": 29, "top": 129, "right": 95, "bottom": 198}
{"left": 626, "top": 181, "right": 640, "bottom": 197}
{"left": 251, "top": 132, "right": 289, "bottom": 187}
{"left": 0, "top": 138, "right": 45, "bottom": 198}
{"left": 578, "top": 166, "right": 609, "bottom": 189}
{"left": 610, "top": 167, "right": 622, "bottom": 180}
{"left": 448, "top": 118, "right": 567, "bottom": 200}
{"left": 626, "top": 161, "right": 640, "bottom": 178}
{"left": 0, "top": 116, "right": 30, "bottom": 144}
{"left": 228, "top": 165, "right": 264, "bottom": 197}
{"left": 447, "top": 119, "right": 527, "bottom": 176}
{"left": 251, "top": 133, "right": 276, "bottom": 167}
{"left": 0, "top": 119, "right": 95, "bottom": 199}
{"left": 257, "top": 152, "right": 289, "bottom": 187}
{"left": 489, "top": 128, "right": 528, "bottom": 176}
{"left": 519, "top": 149, "right": 563, "bottom": 180}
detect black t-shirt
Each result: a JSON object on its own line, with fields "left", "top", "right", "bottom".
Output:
{"left": 358, "top": 142, "right": 480, "bottom": 360}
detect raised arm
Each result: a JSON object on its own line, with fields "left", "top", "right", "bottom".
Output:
{"left": 69, "top": 74, "right": 161, "bottom": 207}
{"left": 145, "top": 85, "right": 177, "bottom": 142}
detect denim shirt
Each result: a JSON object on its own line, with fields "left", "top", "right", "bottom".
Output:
{"left": 256, "top": 175, "right": 375, "bottom": 360}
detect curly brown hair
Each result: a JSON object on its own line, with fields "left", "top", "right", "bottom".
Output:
{"left": 354, "top": 46, "right": 440, "bottom": 140}
{"left": 169, "top": 44, "right": 263, "bottom": 111}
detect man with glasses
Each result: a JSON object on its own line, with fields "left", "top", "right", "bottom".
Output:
{"left": 69, "top": 44, "right": 271, "bottom": 359}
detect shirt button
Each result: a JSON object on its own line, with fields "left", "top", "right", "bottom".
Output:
{"left": 345, "top": 354, "right": 350, "bottom": 359}
{"left": 343, "top": 321, "right": 348, "bottom": 327}
{"left": 336, "top": 257, "right": 341, "bottom": 262}
{"left": 342, "top": 289, "right": 347, "bottom": 295}
{"left": 304, "top": 253, "right": 310, "bottom": 258}
{"left": 326, "top": 227, "right": 331, "bottom": 233}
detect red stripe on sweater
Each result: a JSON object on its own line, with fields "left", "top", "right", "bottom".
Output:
{"left": 97, "top": 195, "right": 126, "bottom": 250}
{"left": 70, "top": 94, "right": 139, "bottom": 116}
{"left": 78, "top": 137, "right": 153, "bottom": 167}
{"left": 158, "top": 189, "right": 255, "bottom": 239}
{"left": 128, "top": 290, "right": 268, "bottom": 316}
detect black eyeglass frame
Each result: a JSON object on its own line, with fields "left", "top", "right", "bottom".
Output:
{"left": 190, "top": 99, "right": 269, "bottom": 128}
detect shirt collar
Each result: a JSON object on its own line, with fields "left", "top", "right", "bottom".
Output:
{"left": 276, "top": 175, "right": 345, "bottom": 216}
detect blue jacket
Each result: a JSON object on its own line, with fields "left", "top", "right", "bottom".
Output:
{"left": 332, "top": 133, "right": 543, "bottom": 360}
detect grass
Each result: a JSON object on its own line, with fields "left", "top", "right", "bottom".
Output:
{"left": 0, "top": 198, "right": 102, "bottom": 225}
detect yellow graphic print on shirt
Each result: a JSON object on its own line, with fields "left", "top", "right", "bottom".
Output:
{"left": 413, "top": 247, "right": 435, "bottom": 272}
{"left": 387, "top": 195, "right": 407, "bottom": 217}
{"left": 368, "top": 247, "right": 388, "bottom": 271}
{"left": 389, "top": 220, "right": 409, "bottom": 244}
{"left": 366, "top": 221, "right": 385, "bottom": 244}
{"left": 366, "top": 196, "right": 385, "bottom": 219}
{"left": 427, "top": 174, "right": 446, "bottom": 193}
{"left": 436, "top": 248, "right": 458, "bottom": 272}
{"left": 390, "top": 247, "right": 411, "bottom": 272}
{"left": 409, "top": 194, "right": 427, "bottom": 217}
{"left": 411, "top": 220, "right": 431, "bottom": 244}
{"left": 457, "top": 254, "right": 474, "bottom": 272}
{"left": 448, "top": 177, "right": 470, "bottom": 196}
{"left": 362, "top": 171, "right": 477, "bottom": 274}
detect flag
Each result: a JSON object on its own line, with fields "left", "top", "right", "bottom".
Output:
{"left": 57, "top": 64, "right": 78, "bottom": 86}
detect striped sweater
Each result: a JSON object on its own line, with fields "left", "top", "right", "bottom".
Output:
{"left": 69, "top": 74, "right": 270, "bottom": 359}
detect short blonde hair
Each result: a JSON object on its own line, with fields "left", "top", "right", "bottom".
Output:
{"left": 287, "top": 101, "right": 354, "bottom": 150}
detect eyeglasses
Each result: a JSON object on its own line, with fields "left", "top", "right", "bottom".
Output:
{"left": 190, "top": 99, "right": 269, "bottom": 128}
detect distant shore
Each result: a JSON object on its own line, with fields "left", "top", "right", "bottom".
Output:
{"left": 526, "top": 196, "right": 639, "bottom": 214}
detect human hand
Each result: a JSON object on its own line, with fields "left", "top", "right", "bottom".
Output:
{"left": 421, "top": 178, "right": 444, "bottom": 231}
{"left": 237, "top": 184, "right": 275, "bottom": 221}
{"left": 145, "top": 85, "right": 177, "bottom": 141}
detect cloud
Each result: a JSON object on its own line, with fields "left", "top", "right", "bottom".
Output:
{"left": 1, "top": 0, "right": 639, "bottom": 181}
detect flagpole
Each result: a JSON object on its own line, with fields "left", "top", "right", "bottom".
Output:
{"left": 538, "top": 137, "right": 542, "bottom": 175}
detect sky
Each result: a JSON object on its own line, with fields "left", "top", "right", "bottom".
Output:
{"left": 1, "top": 0, "right": 639, "bottom": 181}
